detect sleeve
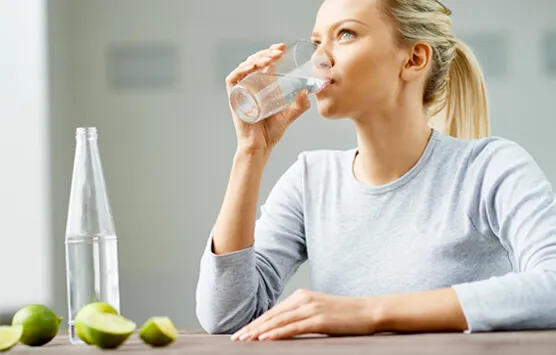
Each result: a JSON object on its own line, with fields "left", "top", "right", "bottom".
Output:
{"left": 452, "top": 139, "right": 556, "bottom": 332}
{"left": 195, "top": 154, "right": 307, "bottom": 334}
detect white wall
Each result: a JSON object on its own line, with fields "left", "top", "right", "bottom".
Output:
{"left": 46, "top": 0, "right": 77, "bottom": 325}
{"left": 0, "top": 0, "right": 52, "bottom": 311}
{"left": 448, "top": 0, "right": 556, "bottom": 179}
{"left": 44, "top": 0, "right": 556, "bottom": 329}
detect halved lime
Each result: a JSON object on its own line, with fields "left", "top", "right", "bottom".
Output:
{"left": 11, "top": 304, "right": 62, "bottom": 346}
{"left": 0, "top": 325, "right": 22, "bottom": 352}
{"left": 74, "top": 302, "right": 118, "bottom": 344}
{"left": 83, "top": 313, "right": 136, "bottom": 349}
{"left": 139, "top": 316, "right": 177, "bottom": 347}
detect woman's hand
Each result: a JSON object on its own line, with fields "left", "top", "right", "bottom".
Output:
{"left": 226, "top": 43, "right": 311, "bottom": 154}
{"left": 230, "top": 289, "right": 378, "bottom": 341}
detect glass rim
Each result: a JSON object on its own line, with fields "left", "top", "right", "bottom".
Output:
{"left": 286, "top": 39, "right": 332, "bottom": 71}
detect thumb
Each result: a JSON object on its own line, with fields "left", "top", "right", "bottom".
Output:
{"left": 284, "top": 90, "right": 311, "bottom": 124}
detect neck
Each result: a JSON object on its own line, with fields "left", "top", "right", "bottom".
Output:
{"left": 352, "top": 102, "right": 433, "bottom": 187}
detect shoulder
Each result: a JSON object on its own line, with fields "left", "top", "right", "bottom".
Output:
{"left": 469, "top": 136, "right": 533, "bottom": 162}
{"left": 466, "top": 136, "right": 540, "bottom": 173}
{"left": 464, "top": 135, "right": 550, "bottom": 192}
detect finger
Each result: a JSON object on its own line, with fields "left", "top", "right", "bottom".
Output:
{"left": 225, "top": 43, "right": 286, "bottom": 91}
{"left": 225, "top": 62, "right": 257, "bottom": 88}
{"left": 251, "top": 306, "right": 313, "bottom": 341}
{"left": 225, "top": 49, "right": 284, "bottom": 88}
{"left": 294, "top": 89, "right": 311, "bottom": 112}
{"left": 258, "top": 317, "right": 320, "bottom": 341}
{"left": 269, "top": 42, "right": 286, "bottom": 50}
{"left": 279, "top": 90, "right": 311, "bottom": 123}
{"left": 232, "top": 302, "right": 299, "bottom": 341}
{"left": 245, "top": 47, "right": 284, "bottom": 66}
{"left": 231, "top": 294, "right": 304, "bottom": 341}
{"left": 225, "top": 57, "right": 273, "bottom": 88}
{"left": 225, "top": 58, "right": 272, "bottom": 89}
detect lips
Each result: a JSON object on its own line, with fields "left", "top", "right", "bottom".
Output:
{"left": 314, "top": 80, "right": 332, "bottom": 94}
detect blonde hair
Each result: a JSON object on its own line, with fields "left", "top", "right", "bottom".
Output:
{"left": 382, "top": 0, "right": 490, "bottom": 139}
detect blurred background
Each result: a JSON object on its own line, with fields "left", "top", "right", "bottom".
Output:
{"left": 1, "top": 0, "right": 555, "bottom": 329}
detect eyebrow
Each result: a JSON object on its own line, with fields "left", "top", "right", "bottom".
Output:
{"left": 311, "top": 19, "right": 368, "bottom": 38}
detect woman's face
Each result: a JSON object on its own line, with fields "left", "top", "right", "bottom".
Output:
{"left": 311, "top": 0, "right": 409, "bottom": 120}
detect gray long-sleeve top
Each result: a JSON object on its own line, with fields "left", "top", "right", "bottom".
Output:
{"left": 195, "top": 129, "right": 556, "bottom": 334}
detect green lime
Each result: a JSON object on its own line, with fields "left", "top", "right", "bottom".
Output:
{"left": 74, "top": 302, "right": 118, "bottom": 344}
{"left": 11, "top": 304, "right": 62, "bottom": 346}
{"left": 139, "top": 316, "right": 177, "bottom": 347}
{"left": 0, "top": 325, "right": 23, "bottom": 352}
{"left": 83, "top": 313, "right": 136, "bottom": 349}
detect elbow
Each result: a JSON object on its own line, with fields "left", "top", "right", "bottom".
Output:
{"left": 197, "top": 317, "right": 233, "bottom": 335}
{"left": 195, "top": 303, "right": 250, "bottom": 335}
{"left": 195, "top": 288, "right": 256, "bottom": 335}
{"left": 195, "top": 290, "right": 232, "bottom": 334}
{"left": 195, "top": 303, "right": 227, "bottom": 335}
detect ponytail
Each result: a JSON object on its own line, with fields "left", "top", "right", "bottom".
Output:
{"left": 430, "top": 39, "right": 490, "bottom": 139}
{"left": 383, "top": 0, "right": 490, "bottom": 139}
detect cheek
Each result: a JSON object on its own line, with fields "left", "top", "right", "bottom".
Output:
{"left": 347, "top": 52, "right": 402, "bottom": 106}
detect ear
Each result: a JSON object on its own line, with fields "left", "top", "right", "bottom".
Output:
{"left": 400, "top": 41, "right": 433, "bottom": 81}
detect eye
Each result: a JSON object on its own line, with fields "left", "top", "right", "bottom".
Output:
{"left": 338, "top": 29, "right": 355, "bottom": 41}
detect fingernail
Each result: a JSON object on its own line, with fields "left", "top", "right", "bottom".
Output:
{"left": 259, "top": 333, "right": 270, "bottom": 341}
{"left": 239, "top": 333, "right": 250, "bottom": 341}
{"left": 270, "top": 49, "right": 282, "bottom": 55}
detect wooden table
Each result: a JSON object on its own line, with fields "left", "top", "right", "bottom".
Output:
{"left": 8, "top": 330, "right": 556, "bottom": 354}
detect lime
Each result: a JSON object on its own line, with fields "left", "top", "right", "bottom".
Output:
{"left": 139, "top": 316, "right": 177, "bottom": 347}
{"left": 11, "top": 304, "right": 62, "bottom": 346}
{"left": 74, "top": 302, "right": 118, "bottom": 344}
{"left": 83, "top": 313, "right": 136, "bottom": 349}
{"left": 0, "top": 325, "right": 23, "bottom": 352}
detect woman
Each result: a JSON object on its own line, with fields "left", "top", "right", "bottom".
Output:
{"left": 195, "top": 0, "right": 556, "bottom": 341}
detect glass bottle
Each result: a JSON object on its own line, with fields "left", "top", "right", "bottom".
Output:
{"left": 64, "top": 127, "right": 120, "bottom": 344}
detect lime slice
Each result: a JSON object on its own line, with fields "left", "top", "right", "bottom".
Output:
{"left": 0, "top": 325, "right": 23, "bottom": 352}
{"left": 139, "top": 317, "right": 177, "bottom": 347}
{"left": 12, "top": 304, "right": 62, "bottom": 346}
{"left": 74, "top": 302, "right": 118, "bottom": 344}
{"left": 83, "top": 313, "right": 136, "bottom": 349}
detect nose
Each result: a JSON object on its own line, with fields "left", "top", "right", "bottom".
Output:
{"left": 311, "top": 43, "right": 334, "bottom": 76}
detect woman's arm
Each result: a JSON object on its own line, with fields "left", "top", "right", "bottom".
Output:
{"left": 447, "top": 138, "right": 556, "bottom": 332}
{"left": 372, "top": 288, "right": 468, "bottom": 333}
{"left": 373, "top": 139, "right": 556, "bottom": 334}
{"left": 211, "top": 149, "right": 270, "bottom": 255}
{"left": 196, "top": 152, "right": 308, "bottom": 335}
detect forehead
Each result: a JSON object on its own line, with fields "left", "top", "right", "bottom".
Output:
{"left": 313, "top": 0, "right": 381, "bottom": 30}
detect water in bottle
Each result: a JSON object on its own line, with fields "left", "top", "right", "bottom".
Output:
{"left": 64, "top": 127, "right": 121, "bottom": 345}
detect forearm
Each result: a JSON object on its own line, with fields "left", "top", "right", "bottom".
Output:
{"left": 371, "top": 288, "right": 468, "bottom": 333}
{"left": 212, "top": 149, "right": 270, "bottom": 254}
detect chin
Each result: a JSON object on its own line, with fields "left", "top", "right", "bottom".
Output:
{"left": 315, "top": 98, "right": 346, "bottom": 119}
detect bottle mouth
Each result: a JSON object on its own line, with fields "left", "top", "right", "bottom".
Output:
{"left": 76, "top": 127, "right": 98, "bottom": 138}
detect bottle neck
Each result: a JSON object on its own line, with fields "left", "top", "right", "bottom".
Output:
{"left": 75, "top": 127, "right": 98, "bottom": 140}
